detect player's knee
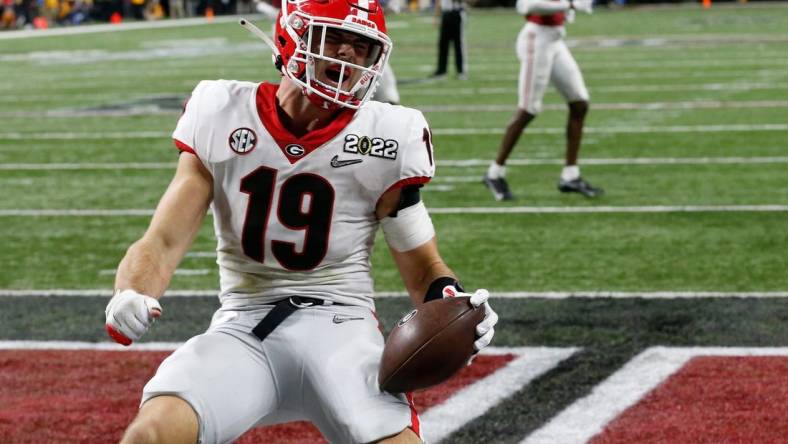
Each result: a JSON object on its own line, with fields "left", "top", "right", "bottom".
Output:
{"left": 120, "top": 418, "right": 161, "bottom": 444}
{"left": 372, "top": 426, "right": 422, "bottom": 443}
{"left": 569, "top": 100, "right": 589, "bottom": 119}
{"left": 512, "top": 109, "right": 535, "bottom": 127}
{"left": 120, "top": 396, "right": 198, "bottom": 444}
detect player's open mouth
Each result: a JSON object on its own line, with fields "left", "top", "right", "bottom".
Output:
{"left": 325, "top": 64, "right": 352, "bottom": 86}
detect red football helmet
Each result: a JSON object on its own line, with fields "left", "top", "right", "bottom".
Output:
{"left": 275, "top": 0, "right": 392, "bottom": 110}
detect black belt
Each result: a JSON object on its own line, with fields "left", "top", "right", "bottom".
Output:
{"left": 252, "top": 296, "right": 332, "bottom": 342}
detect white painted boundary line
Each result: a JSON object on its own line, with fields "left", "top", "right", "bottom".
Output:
{"left": 416, "top": 100, "right": 788, "bottom": 113}
{"left": 439, "top": 157, "right": 788, "bottom": 167}
{"left": 4, "top": 157, "right": 788, "bottom": 171}
{"left": 0, "top": 340, "right": 182, "bottom": 351}
{"left": 2, "top": 123, "right": 786, "bottom": 140}
{"left": 427, "top": 205, "right": 788, "bottom": 214}
{"left": 0, "top": 162, "right": 176, "bottom": 170}
{"left": 431, "top": 124, "right": 788, "bottom": 136}
{"left": 408, "top": 83, "right": 788, "bottom": 95}
{"left": 426, "top": 347, "right": 579, "bottom": 443}
{"left": 521, "top": 346, "right": 788, "bottom": 444}
{"left": 2, "top": 205, "right": 788, "bottom": 217}
{"left": 2, "top": 290, "right": 788, "bottom": 299}
{"left": 4, "top": 100, "right": 788, "bottom": 118}
{"left": 0, "top": 15, "right": 258, "bottom": 40}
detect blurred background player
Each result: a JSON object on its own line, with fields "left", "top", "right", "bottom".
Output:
{"left": 373, "top": 59, "right": 401, "bottom": 104}
{"left": 372, "top": 0, "right": 401, "bottom": 104}
{"left": 104, "top": 0, "right": 497, "bottom": 442}
{"left": 483, "top": 0, "right": 602, "bottom": 201}
{"left": 432, "top": 0, "right": 466, "bottom": 80}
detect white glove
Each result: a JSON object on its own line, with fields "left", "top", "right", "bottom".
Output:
{"left": 105, "top": 289, "right": 162, "bottom": 346}
{"left": 442, "top": 286, "right": 498, "bottom": 354}
{"left": 572, "top": 0, "right": 593, "bottom": 14}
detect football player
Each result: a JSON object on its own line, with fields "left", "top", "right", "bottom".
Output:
{"left": 483, "top": 0, "right": 603, "bottom": 201}
{"left": 104, "top": 0, "right": 498, "bottom": 442}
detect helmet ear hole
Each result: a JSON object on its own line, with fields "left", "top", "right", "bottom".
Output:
{"left": 278, "top": 35, "right": 287, "bottom": 47}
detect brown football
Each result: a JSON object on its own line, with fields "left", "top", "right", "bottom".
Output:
{"left": 379, "top": 296, "right": 485, "bottom": 393}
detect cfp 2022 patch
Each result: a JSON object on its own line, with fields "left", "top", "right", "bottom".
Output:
{"left": 343, "top": 134, "right": 398, "bottom": 160}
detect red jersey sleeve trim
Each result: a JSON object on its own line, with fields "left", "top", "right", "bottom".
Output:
{"left": 375, "top": 176, "right": 432, "bottom": 211}
{"left": 384, "top": 176, "right": 432, "bottom": 195}
{"left": 174, "top": 139, "right": 197, "bottom": 157}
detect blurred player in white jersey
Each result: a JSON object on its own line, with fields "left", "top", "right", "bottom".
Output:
{"left": 104, "top": 0, "right": 497, "bottom": 442}
{"left": 483, "top": 0, "right": 603, "bottom": 201}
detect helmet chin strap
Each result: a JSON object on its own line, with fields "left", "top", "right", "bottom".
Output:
{"left": 239, "top": 18, "right": 281, "bottom": 60}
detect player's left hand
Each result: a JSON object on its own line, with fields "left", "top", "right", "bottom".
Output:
{"left": 443, "top": 286, "right": 498, "bottom": 354}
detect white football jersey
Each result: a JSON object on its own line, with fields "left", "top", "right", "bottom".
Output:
{"left": 173, "top": 80, "right": 435, "bottom": 309}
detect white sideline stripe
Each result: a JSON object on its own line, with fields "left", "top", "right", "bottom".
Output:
{"left": 425, "top": 347, "right": 579, "bottom": 443}
{"left": 0, "top": 162, "right": 176, "bottom": 170}
{"left": 3, "top": 205, "right": 788, "bottom": 217}
{"left": 99, "top": 268, "right": 210, "bottom": 276}
{"left": 407, "top": 83, "right": 788, "bottom": 96}
{"left": 428, "top": 205, "right": 788, "bottom": 214}
{"left": 417, "top": 100, "right": 788, "bottom": 113}
{"left": 440, "top": 156, "right": 788, "bottom": 168}
{"left": 4, "top": 156, "right": 788, "bottom": 171}
{"left": 0, "top": 340, "right": 182, "bottom": 351}
{"left": 0, "top": 15, "right": 260, "bottom": 40}
{"left": 1, "top": 290, "right": 788, "bottom": 299}
{"left": 521, "top": 346, "right": 788, "bottom": 444}
{"left": 432, "top": 124, "right": 788, "bottom": 136}
{"left": 4, "top": 99, "right": 787, "bottom": 118}
{"left": 3, "top": 123, "right": 786, "bottom": 140}
{"left": 0, "top": 17, "right": 407, "bottom": 40}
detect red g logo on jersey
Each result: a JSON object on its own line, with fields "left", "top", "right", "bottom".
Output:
{"left": 229, "top": 128, "right": 257, "bottom": 154}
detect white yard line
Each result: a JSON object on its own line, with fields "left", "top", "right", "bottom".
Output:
{"left": 521, "top": 346, "right": 788, "bottom": 444}
{"left": 427, "top": 205, "right": 788, "bottom": 214}
{"left": 1, "top": 290, "right": 787, "bottom": 298}
{"left": 2, "top": 205, "right": 788, "bottom": 217}
{"left": 0, "top": 15, "right": 258, "bottom": 40}
{"left": 2, "top": 123, "right": 785, "bottom": 140}
{"left": 4, "top": 99, "right": 788, "bottom": 118}
{"left": 0, "top": 162, "right": 177, "bottom": 170}
{"left": 432, "top": 123, "right": 788, "bottom": 136}
{"left": 405, "top": 82, "right": 788, "bottom": 95}
{"left": 416, "top": 100, "right": 788, "bottom": 112}
{"left": 98, "top": 268, "right": 210, "bottom": 276}
{"left": 2, "top": 156, "right": 787, "bottom": 171}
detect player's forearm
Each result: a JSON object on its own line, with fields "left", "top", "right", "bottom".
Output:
{"left": 114, "top": 238, "right": 179, "bottom": 298}
{"left": 517, "top": 0, "right": 571, "bottom": 15}
{"left": 403, "top": 257, "right": 457, "bottom": 306}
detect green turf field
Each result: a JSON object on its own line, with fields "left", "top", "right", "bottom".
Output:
{"left": 1, "top": 3, "right": 788, "bottom": 442}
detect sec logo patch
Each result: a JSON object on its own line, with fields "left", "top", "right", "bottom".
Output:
{"left": 229, "top": 127, "right": 257, "bottom": 154}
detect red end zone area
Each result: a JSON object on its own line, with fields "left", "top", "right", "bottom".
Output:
{"left": 591, "top": 356, "right": 788, "bottom": 444}
{"left": 0, "top": 348, "right": 513, "bottom": 443}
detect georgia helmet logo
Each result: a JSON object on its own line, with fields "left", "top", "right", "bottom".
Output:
{"left": 397, "top": 309, "right": 418, "bottom": 327}
{"left": 229, "top": 127, "right": 257, "bottom": 154}
{"left": 285, "top": 144, "right": 306, "bottom": 157}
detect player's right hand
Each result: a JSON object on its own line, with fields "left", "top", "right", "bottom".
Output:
{"left": 105, "top": 289, "right": 162, "bottom": 346}
{"left": 573, "top": 0, "right": 593, "bottom": 14}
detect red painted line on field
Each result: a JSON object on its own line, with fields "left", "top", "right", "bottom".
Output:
{"left": 590, "top": 356, "right": 788, "bottom": 444}
{"left": 0, "top": 349, "right": 512, "bottom": 443}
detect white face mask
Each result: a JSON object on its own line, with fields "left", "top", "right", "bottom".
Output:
{"left": 280, "top": 3, "right": 392, "bottom": 109}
